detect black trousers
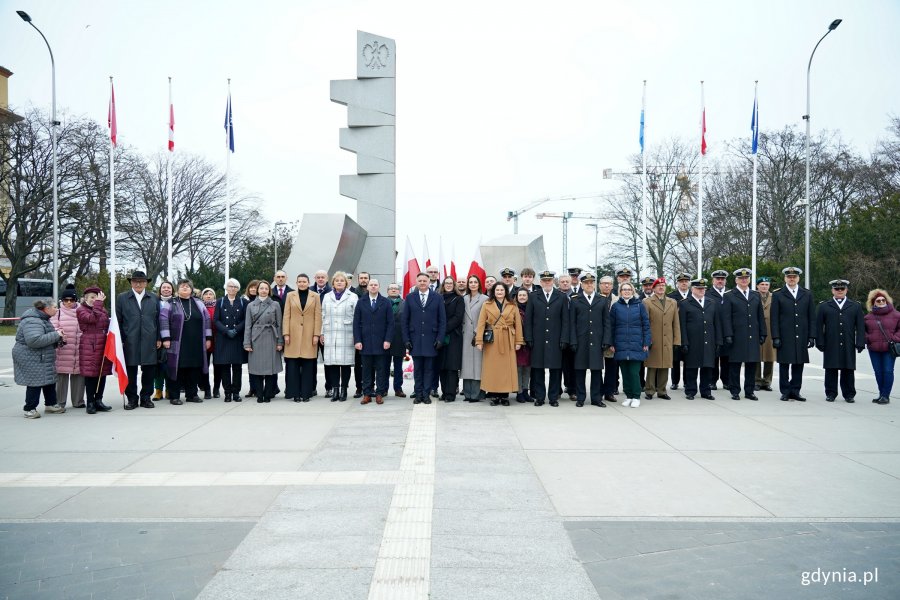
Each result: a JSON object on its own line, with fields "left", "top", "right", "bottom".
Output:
{"left": 125, "top": 364, "right": 156, "bottom": 402}
{"left": 319, "top": 344, "right": 330, "bottom": 391}
{"left": 412, "top": 356, "right": 436, "bottom": 399}
{"left": 824, "top": 368, "right": 856, "bottom": 399}
{"left": 174, "top": 366, "right": 202, "bottom": 400}
{"left": 354, "top": 349, "right": 363, "bottom": 391}
{"left": 574, "top": 369, "right": 603, "bottom": 403}
{"left": 219, "top": 363, "right": 243, "bottom": 394}
{"left": 683, "top": 367, "right": 714, "bottom": 396}
{"left": 202, "top": 356, "right": 223, "bottom": 393}
{"left": 561, "top": 347, "right": 576, "bottom": 393}
{"left": 671, "top": 348, "right": 684, "bottom": 387}
{"left": 361, "top": 353, "right": 388, "bottom": 396}
{"left": 602, "top": 357, "right": 619, "bottom": 394}
{"left": 440, "top": 369, "right": 460, "bottom": 399}
{"left": 84, "top": 375, "right": 107, "bottom": 402}
{"left": 325, "top": 365, "right": 352, "bottom": 390}
{"left": 250, "top": 374, "right": 278, "bottom": 399}
{"left": 285, "top": 357, "right": 317, "bottom": 399}
{"left": 391, "top": 355, "right": 405, "bottom": 391}
{"left": 728, "top": 362, "right": 757, "bottom": 396}
{"left": 23, "top": 383, "right": 58, "bottom": 411}
{"left": 530, "top": 368, "right": 562, "bottom": 401}
{"left": 778, "top": 363, "right": 805, "bottom": 396}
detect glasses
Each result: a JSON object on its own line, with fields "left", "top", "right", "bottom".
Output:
{"left": 61, "top": 298, "right": 76, "bottom": 303}
{"left": 875, "top": 298, "right": 887, "bottom": 303}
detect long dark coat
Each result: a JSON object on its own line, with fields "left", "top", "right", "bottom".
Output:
{"left": 721, "top": 288, "right": 766, "bottom": 363}
{"left": 524, "top": 288, "right": 570, "bottom": 369}
{"left": 769, "top": 286, "right": 816, "bottom": 365}
{"left": 568, "top": 292, "right": 611, "bottom": 370}
{"left": 77, "top": 299, "right": 112, "bottom": 377}
{"left": 213, "top": 296, "right": 248, "bottom": 365}
{"left": 440, "top": 293, "right": 464, "bottom": 371}
{"left": 401, "top": 289, "right": 446, "bottom": 357}
{"left": 678, "top": 295, "right": 723, "bottom": 369}
{"left": 116, "top": 290, "right": 160, "bottom": 366}
{"left": 389, "top": 297, "right": 406, "bottom": 358}
{"left": 815, "top": 298, "right": 866, "bottom": 369}
{"left": 160, "top": 297, "right": 212, "bottom": 378}
{"left": 353, "top": 294, "right": 393, "bottom": 356}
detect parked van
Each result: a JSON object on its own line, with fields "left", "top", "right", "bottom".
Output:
{"left": 0, "top": 278, "right": 55, "bottom": 318}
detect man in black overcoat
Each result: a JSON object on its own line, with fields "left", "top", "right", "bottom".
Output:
{"left": 525, "top": 271, "right": 570, "bottom": 407}
{"left": 678, "top": 278, "right": 723, "bottom": 399}
{"left": 668, "top": 272, "right": 692, "bottom": 390}
{"left": 116, "top": 270, "right": 161, "bottom": 410}
{"left": 568, "top": 272, "right": 612, "bottom": 407}
{"left": 770, "top": 266, "right": 816, "bottom": 401}
{"left": 815, "top": 279, "right": 866, "bottom": 403}
{"left": 708, "top": 269, "right": 731, "bottom": 389}
{"left": 721, "top": 268, "right": 766, "bottom": 400}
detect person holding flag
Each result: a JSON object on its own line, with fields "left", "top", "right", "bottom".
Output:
{"left": 77, "top": 286, "right": 114, "bottom": 414}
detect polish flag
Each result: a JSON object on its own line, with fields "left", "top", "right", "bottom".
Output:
{"left": 466, "top": 241, "right": 487, "bottom": 293}
{"left": 438, "top": 237, "right": 446, "bottom": 279}
{"left": 168, "top": 81, "right": 175, "bottom": 152}
{"left": 422, "top": 236, "right": 431, "bottom": 270}
{"left": 700, "top": 86, "right": 707, "bottom": 156}
{"left": 104, "top": 314, "right": 129, "bottom": 394}
{"left": 449, "top": 242, "right": 458, "bottom": 281}
{"left": 402, "top": 237, "right": 421, "bottom": 295}
{"left": 108, "top": 82, "right": 117, "bottom": 147}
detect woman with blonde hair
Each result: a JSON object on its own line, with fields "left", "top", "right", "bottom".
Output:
{"left": 321, "top": 271, "right": 358, "bottom": 401}
{"left": 864, "top": 289, "right": 899, "bottom": 405}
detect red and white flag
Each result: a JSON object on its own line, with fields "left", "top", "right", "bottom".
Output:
{"left": 700, "top": 83, "right": 707, "bottom": 156}
{"left": 402, "top": 237, "right": 421, "bottom": 296}
{"left": 466, "top": 241, "right": 487, "bottom": 293}
{"left": 104, "top": 314, "right": 129, "bottom": 394}
{"left": 168, "top": 79, "right": 175, "bottom": 152}
{"left": 108, "top": 82, "right": 117, "bottom": 147}
{"left": 448, "top": 242, "right": 458, "bottom": 281}
{"left": 422, "top": 236, "right": 432, "bottom": 270}
{"left": 438, "top": 237, "right": 446, "bottom": 280}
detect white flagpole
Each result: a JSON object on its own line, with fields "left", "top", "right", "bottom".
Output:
{"left": 641, "top": 80, "right": 648, "bottom": 279}
{"left": 751, "top": 81, "right": 759, "bottom": 290}
{"left": 109, "top": 77, "right": 117, "bottom": 311}
{"left": 697, "top": 81, "right": 705, "bottom": 278}
{"left": 167, "top": 77, "right": 174, "bottom": 280}
{"left": 225, "top": 79, "right": 232, "bottom": 283}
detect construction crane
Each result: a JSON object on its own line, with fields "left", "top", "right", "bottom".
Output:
{"left": 535, "top": 212, "right": 601, "bottom": 269}
{"left": 507, "top": 193, "right": 606, "bottom": 234}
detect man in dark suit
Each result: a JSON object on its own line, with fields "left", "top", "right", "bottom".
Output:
{"left": 668, "top": 272, "right": 692, "bottom": 390}
{"left": 721, "top": 268, "right": 766, "bottom": 400}
{"left": 525, "top": 270, "right": 570, "bottom": 407}
{"left": 116, "top": 270, "right": 161, "bottom": 410}
{"left": 353, "top": 279, "right": 393, "bottom": 405}
{"left": 816, "top": 279, "right": 866, "bottom": 403}
{"left": 770, "top": 266, "right": 816, "bottom": 401}
{"left": 678, "top": 278, "right": 723, "bottom": 399}
{"left": 401, "top": 272, "right": 447, "bottom": 404}
{"left": 350, "top": 272, "right": 370, "bottom": 397}
{"left": 708, "top": 269, "right": 730, "bottom": 390}
{"left": 272, "top": 270, "right": 292, "bottom": 311}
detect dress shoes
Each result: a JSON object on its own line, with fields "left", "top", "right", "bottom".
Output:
{"left": 760, "top": 385, "right": 773, "bottom": 391}
{"left": 302, "top": 397, "right": 310, "bottom": 402}
{"left": 877, "top": 397, "right": 890, "bottom": 405}
{"left": 731, "top": 394, "right": 740, "bottom": 400}
{"left": 204, "top": 391, "right": 213, "bottom": 400}
{"left": 793, "top": 395, "right": 807, "bottom": 402}
{"left": 592, "top": 400, "right": 607, "bottom": 408}
{"left": 353, "top": 389, "right": 363, "bottom": 399}
{"left": 140, "top": 399, "right": 155, "bottom": 408}
{"left": 701, "top": 393, "right": 715, "bottom": 400}
{"left": 361, "top": 395, "right": 371, "bottom": 405}
{"left": 394, "top": 390, "right": 407, "bottom": 398}
{"left": 324, "top": 389, "right": 333, "bottom": 398}
{"left": 501, "top": 399, "right": 510, "bottom": 406}
{"left": 185, "top": 397, "right": 203, "bottom": 403}
{"left": 430, "top": 390, "right": 439, "bottom": 399}
{"left": 375, "top": 395, "right": 384, "bottom": 404}
{"left": 124, "top": 400, "right": 139, "bottom": 410}
{"left": 685, "top": 395, "right": 695, "bottom": 400}
{"left": 170, "top": 398, "right": 184, "bottom": 405}
{"left": 644, "top": 393, "right": 653, "bottom": 400}
{"left": 294, "top": 398, "right": 303, "bottom": 403}
{"left": 780, "top": 394, "right": 789, "bottom": 401}
{"left": 825, "top": 396, "right": 835, "bottom": 402}
{"left": 534, "top": 400, "right": 544, "bottom": 407}
{"left": 844, "top": 397, "right": 855, "bottom": 403}
{"left": 423, "top": 398, "right": 432, "bottom": 404}
{"left": 490, "top": 399, "right": 500, "bottom": 406}
{"left": 549, "top": 400, "right": 559, "bottom": 407}
{"left": 745, "top": 394, "right": 759, "bottom": 401}
{"left": 657, "top": 394, "right": 671, "bottom": 400}
{"left": 670, "top": 384, "right": 679, "bottom": 390}
{"left": 604, "top": 395, "right": 616, "bottom": 403}
{"left": 413, "top": 397, "right": 422, "bottom": 404}
{"left": 225, "top": 395, "right": 232, "bottom": 403}
{"left": 576, "top": 401, "right": 584, "bottom": 407}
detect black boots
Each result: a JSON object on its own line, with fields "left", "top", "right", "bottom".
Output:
{"left": 86, "top": 397, "right": 96, "bottom": 415}
{"left": 339, "top": 387, "right": 348, "bottom": 402}
{"left": 86, "top": 394, "right": 111, "bottom": 414}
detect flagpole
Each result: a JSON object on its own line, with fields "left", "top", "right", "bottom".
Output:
{"left": 751, "top": 81, "right": 759, "bottom": 290}
{"left": 225, "top": 79, "right": 232, "bottom": 283}
{"left": 109, "top": 77, "right": 116, "bottom": 314}
{"left": 697, "top": 81, "right": 705, "bottom": 278}
{"left": 167, "top": 77, "right": 174, "bottom": 280}
{"left": 640, "top": 80, "right": 647, "bottom": 278}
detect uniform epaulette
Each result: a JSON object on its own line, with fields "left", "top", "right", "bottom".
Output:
{"left": 773, "top": 287, "right": 783, "bottom": 293}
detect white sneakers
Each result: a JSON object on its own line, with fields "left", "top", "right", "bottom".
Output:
{"left": 621, "top": 398, "right": 632, "bottom": 407}
{"left": 631, "top": 398, "right": 641, "bottom": 408}
{"left": 44, "top": 404, "right": 66, "bottom": 414}
{"left": 23, "top": 410, "right": 40, "bottom": 419}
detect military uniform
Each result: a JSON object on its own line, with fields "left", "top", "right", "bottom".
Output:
{"left": 678, "top": 279, "right": 723, "bottom": 398}
{"left": 524, "top": 271, "right": 570, "bottom": 406}
{"left": 708, "top": 269, "right": 731, "bottom": 389}
{"left": 668, "top": 272, "right": 692, "bottom": 389}
{"left": 815, "top": 280, "right": 866, "bottom": 402}
{"left": 721, "top": 268, "right": 766, "bottom": 399}
{"left": 769, "top": 267, "right": 817, "bottom": 401}
{"left": 568, "top": 273, "right": 611, "bottom": 406}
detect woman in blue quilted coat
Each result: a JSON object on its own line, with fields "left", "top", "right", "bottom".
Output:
{"left": 609, "top": 282, "right": 651, "bottom": 407}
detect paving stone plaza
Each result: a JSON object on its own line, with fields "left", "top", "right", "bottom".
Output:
{"left": 0, "top": 336, "right": 897, "bottom": 599}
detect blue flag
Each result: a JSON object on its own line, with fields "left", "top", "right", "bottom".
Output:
{"left": 750, "top": 96, "right": 758, "bottom": 155}
{"left": 224, "top": 94, "right": 234, "bottom": 153}
{"left": 639, "top": 108, "right": 645, "bottom": 154}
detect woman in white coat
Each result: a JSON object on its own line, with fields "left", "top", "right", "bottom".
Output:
{"left": 321, "top": 271, "right": 358, "bottom": 402}
{"left": 461, "top": 275, "right": 488, "bottom": 401}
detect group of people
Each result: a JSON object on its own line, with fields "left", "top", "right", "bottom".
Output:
{"left": 11, "top": 263, "right": 900, "bottom": 418}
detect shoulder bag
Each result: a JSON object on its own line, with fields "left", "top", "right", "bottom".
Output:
{"left": 482, "top": 305, "right": 504, "bottom": 344}
{"left": 875, "top": 319, "right": 900, "bottom": 358}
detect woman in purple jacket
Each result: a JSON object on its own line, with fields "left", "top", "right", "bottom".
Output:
{"left": 77, "top": 286, "right": 113, "bottom": 414}
{"left": 864, "top": 289, "right": 900, "bottom": 405}
{"left": 160, "top": 279, "right": 212, "bottom": 404}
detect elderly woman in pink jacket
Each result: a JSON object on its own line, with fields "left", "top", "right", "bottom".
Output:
{"left": 55, "top": 284, "right": 84, "bottom": 408}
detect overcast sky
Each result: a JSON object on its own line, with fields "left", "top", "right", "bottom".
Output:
{"left": 2, "top": 0, "right": 898, "bottom": 277}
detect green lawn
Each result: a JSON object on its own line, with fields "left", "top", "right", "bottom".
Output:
{"left": 0, "top": 325, "right": 17, "bottom": 336}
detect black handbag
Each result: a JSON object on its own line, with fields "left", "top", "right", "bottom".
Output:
{"left": 875, "top": 319, "right": 900, "bottom": 358}
{"left": 482, "top": 306, "right": 504, "bottom": 344}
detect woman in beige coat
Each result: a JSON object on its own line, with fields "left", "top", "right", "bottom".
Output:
{"left": 643, "top": 278, "right": 681, "bottom": 399}
{"left": 283, "top": 273, "right": 322, "bottom": 402}
{"left": 475, "top": 282, "right": 523, "bottom": 406}
{"left": 755, "top": 277, "right": 776, "bottom": 391}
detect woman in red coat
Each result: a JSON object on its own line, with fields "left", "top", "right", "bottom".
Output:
{"left": 77, "top": 286, "right": 113, "bottom": 414}
{"left": 864, "top": 289, "right": 900, "bottom": 405}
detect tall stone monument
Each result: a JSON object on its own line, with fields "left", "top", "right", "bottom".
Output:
{"left": 330, "top": 31, "right": 396, "bottom": 286}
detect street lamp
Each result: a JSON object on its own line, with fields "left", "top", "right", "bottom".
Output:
{"left": 17, "top": 10, "right": 59, "bottom": 301}
{"left": 803, "top": 18, "right": 842, "bottom": 292}
{"left": 273, "top": 221, "right": 289, "bottom": 273}
{"left": 585, "top": 223, "right": 599, "bottom": 270}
